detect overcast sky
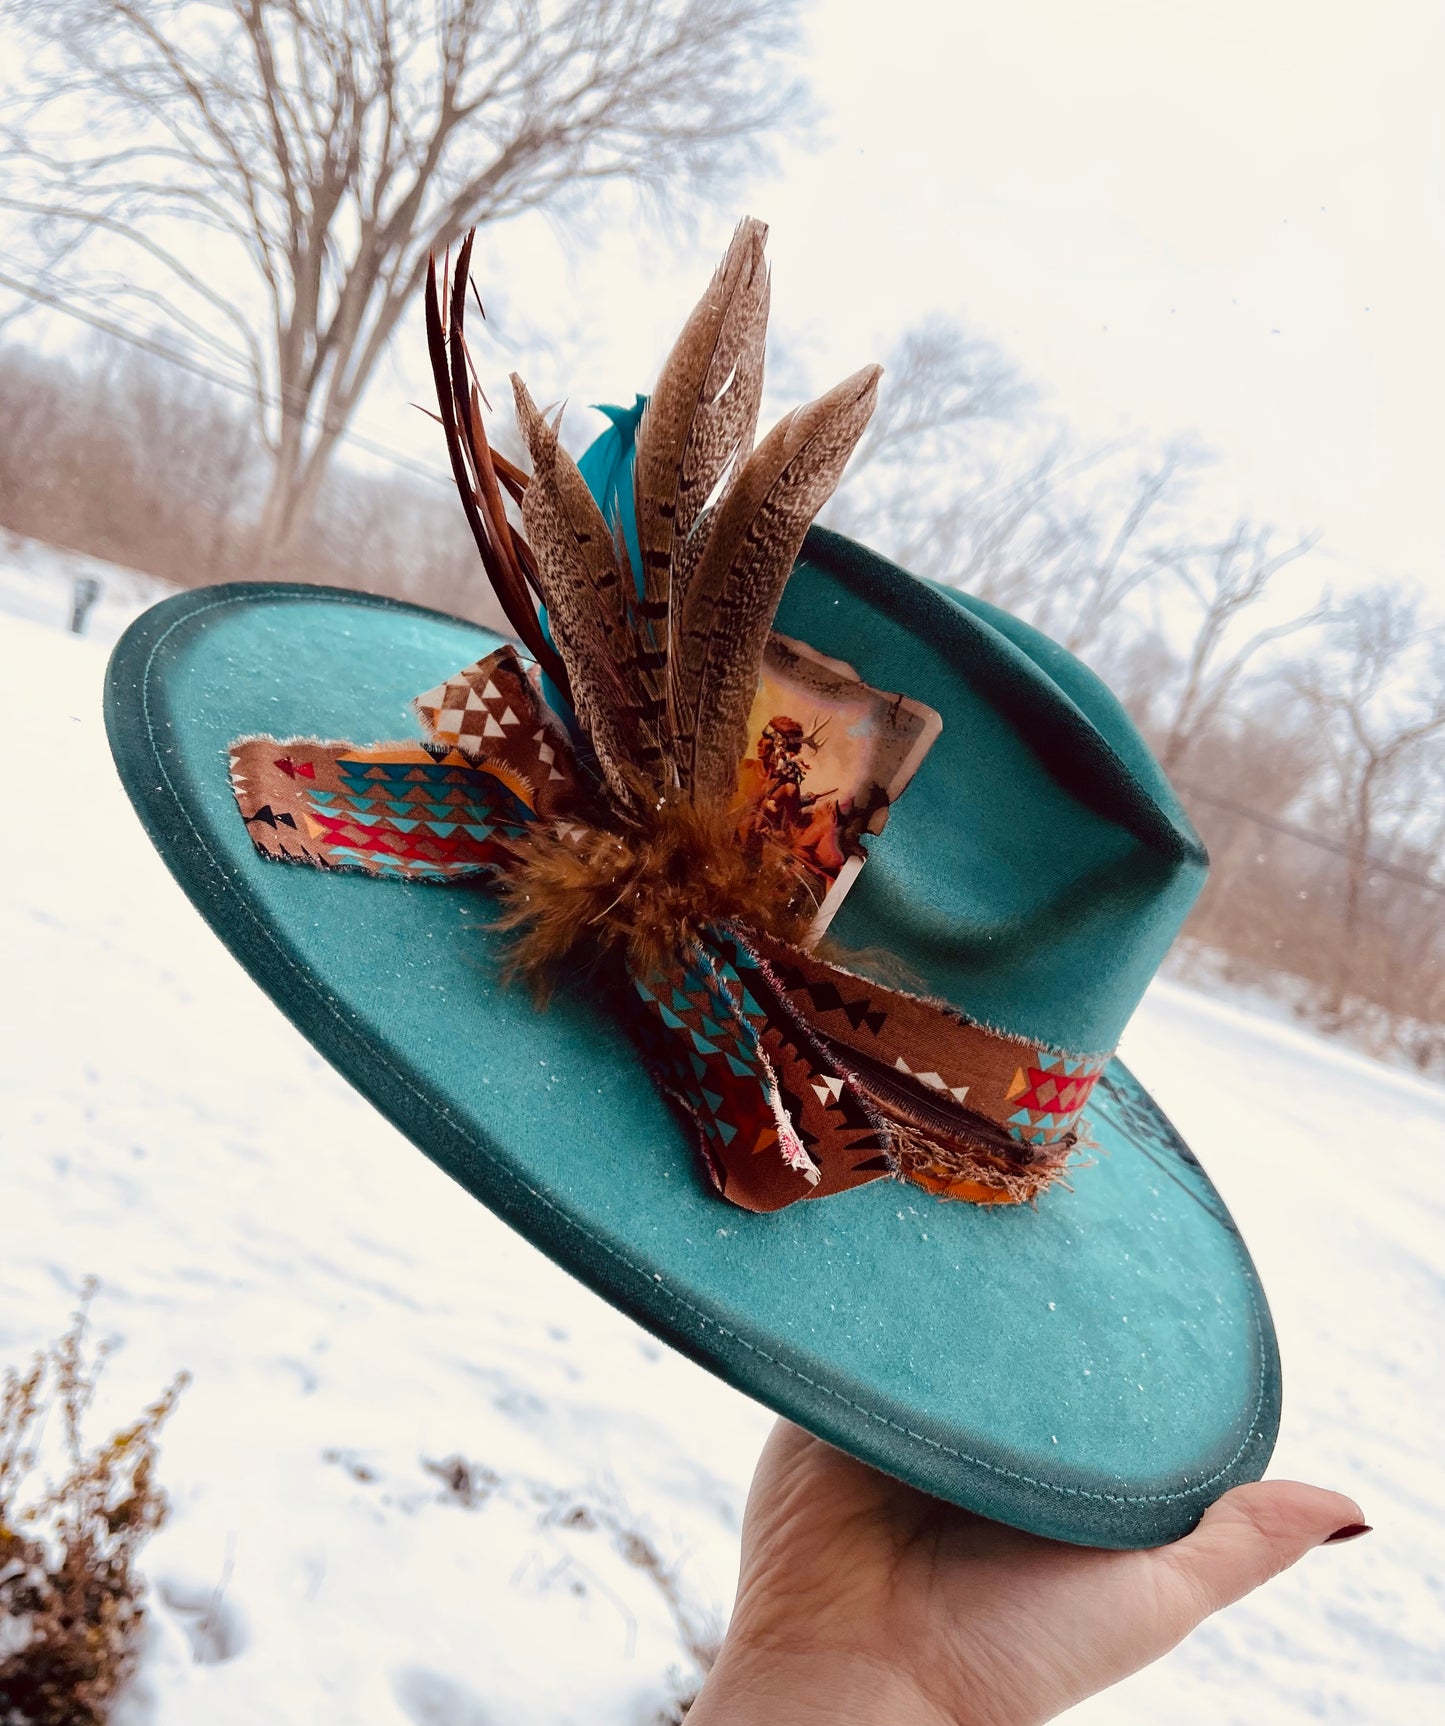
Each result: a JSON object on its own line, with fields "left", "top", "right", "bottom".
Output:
{"left": 792, "top": 0, "right": 1444, "bottom": 587}
{"left": 372, "top": 0, "right": 1444, "bottom": 604}
{"left": 9, "top": 0, "right": 1443, "bottom": 603}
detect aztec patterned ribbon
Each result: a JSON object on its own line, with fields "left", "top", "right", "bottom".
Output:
{"left": 231, "top": 648, "right": 1110, "bottom": 1213}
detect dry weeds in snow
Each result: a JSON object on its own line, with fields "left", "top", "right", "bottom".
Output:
{"left": 0, "top": 1282, "right": 185, "bottom": 1726}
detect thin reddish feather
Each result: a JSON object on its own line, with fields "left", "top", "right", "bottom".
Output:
{"left": 425, "top": 242, "right": 568, "bottom": 692}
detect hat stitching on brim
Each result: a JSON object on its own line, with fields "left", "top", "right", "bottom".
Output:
{"left": 128, "top": 585, "right": 1272, "bottom": 1509}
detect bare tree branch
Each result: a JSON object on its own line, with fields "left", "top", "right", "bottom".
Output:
{"left": 4, "top": 0, "right": 810, "bottom": 562}
{"left": 1156, "top": 522, "right": 1323, "bottom": 772}
{"left": 1284, "top": 590, "right": 1445, "bottom": 1018}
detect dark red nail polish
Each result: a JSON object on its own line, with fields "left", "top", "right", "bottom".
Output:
{"left": 1325, "top": 1522, "right": 1372, "bottom": 1544}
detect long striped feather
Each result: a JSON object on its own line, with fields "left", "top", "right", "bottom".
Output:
{"left": 630, "top": 218, "right": 770, "bottom": 757}
{"left": 511, "top": 377, "right": 645, "bottom": 805}
{"left": 668, "top": 364, "right": 883, "bottom": 798}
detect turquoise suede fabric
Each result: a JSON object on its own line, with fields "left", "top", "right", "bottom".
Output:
{"left": 578, "top": 416, "right": 1208, "bottom": 1052}
{"left": 105, "top": 578, "right": 1279, "bottom": 1550}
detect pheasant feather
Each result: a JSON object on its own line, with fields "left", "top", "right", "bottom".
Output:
{"left": 631, "top": 219, "right": 771, "bottom": 761}
{"left": 668, "top": 363, "right": 883, "bottom": 797}
{"left": 428, "top": 218, "right": 880, "bottom": 868}
{"left": 423, "top": 236, "right": 566, "bottom": 692}
{"left": 511, "top": 377, "right": 639, "bottom": 805}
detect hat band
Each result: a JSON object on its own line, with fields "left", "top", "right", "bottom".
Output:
{"left": 229, "top": 646, "right": 1110, "bottom": 1213}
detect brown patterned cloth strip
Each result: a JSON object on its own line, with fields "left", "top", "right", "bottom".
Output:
{"left": 736, "top": 930, "right": 1108, "bottom": 1206}
{"left": 230, "top": 646, "right": 1111, "bottom": 1211}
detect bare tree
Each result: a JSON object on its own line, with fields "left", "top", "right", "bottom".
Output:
{"left": 1154, "top": 519, "right": 1324, "bottom": 772}
{"left": 824, "top": 317, "right": 1041, "bottom": 585}
{"left": 825, "top": 318, "right": 1236, "bottom": 666}
{"left": 1290, "top": 589, "right": 1445, "bottom": 1019}
{"left": 1028, "top": 444, "right": 1201, "bottom": 659}
{"left": 4, "top": 0, "right": 807, "bottom": 564}
{"left": 834, "top": 318, "right": 1033, "bottom": 481}
{"left": 0, "top": 334, "right": 258, "bottom": 582}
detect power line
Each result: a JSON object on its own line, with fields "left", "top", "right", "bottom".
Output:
{"left": 4, "top": 263, "right": 1442, "bottom": 900}
{"left": 1175, "top": 778, "right": 1445, "bottom": 898}
{"left": 0, "top": 263, "right": 455, "bottom": 491}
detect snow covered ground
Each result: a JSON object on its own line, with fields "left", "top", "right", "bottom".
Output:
{"left": 0, "top": 528, "right": 178, "bottom": 643}
{"left": 2, "top": 570, "right": 1442, "bottom": 1723}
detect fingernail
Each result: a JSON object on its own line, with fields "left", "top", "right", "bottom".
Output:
{"left": 1324, "top": 1522, "right": 1372, "bottom": 1544}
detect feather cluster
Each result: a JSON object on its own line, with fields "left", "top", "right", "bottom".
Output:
{"left": 488, "top": 784, "right": 817, "bottom": 991}
{"left": 426, "top": 219, "right": 881, "bottom": 979}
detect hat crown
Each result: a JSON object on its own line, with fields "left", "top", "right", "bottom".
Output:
{"left": 580, "top": 408, "right": 1207, "bottom": 1054}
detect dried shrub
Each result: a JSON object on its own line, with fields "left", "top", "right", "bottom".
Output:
{"left": 422, "top": 1453, "right": 721, "bottom": 1719}
{"left": 0, "top": 1282, "right": 187, "bottom": 1726}
{"left": 0, "top": 341, "right": 508, "bottom": 630}
{"left": 654, "top": 1689, "right": 700, "bottom": 1725}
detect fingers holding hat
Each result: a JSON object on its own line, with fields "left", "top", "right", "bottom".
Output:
{"left": 1152, "top": 1479, "right": 1369, "bottom": 1642}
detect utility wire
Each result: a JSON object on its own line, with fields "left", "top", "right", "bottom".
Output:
{"left": 1174, "top": 779, "right": 1445, "bottom": 898}
{"left": 0, "top": 263, "right": 453, "bottom": 491}
{"left": 3, "top": 263, "right": 1441, "bottom": 899}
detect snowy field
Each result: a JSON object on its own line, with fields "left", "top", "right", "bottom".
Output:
{"left": 0, "top": 528, "right": 178, "bottom": 642}
{"left": 2, "top": 565, "right": 1443, "bottom": 1723}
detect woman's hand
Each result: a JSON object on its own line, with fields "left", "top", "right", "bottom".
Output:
{"left": 688, "top": 1420, "right": 1367, "bottom": 1726}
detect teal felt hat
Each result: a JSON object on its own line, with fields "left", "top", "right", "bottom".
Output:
{"left": 102, "top": 224, "right": 1279, "bottom": 1549}
{"left": 104, "top": 538, "right": 1279, "bottom": 1551}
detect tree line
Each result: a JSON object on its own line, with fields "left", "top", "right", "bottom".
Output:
{"left": 1, "top": 0, "right": 1440, "bottom": 1071}
{"left": 825, "top": 321, "right": 1445, "bottom": 1070}
{"left": 1, "top": 324, "right": 1441, "bottom": 1071}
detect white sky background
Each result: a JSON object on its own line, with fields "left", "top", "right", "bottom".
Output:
{"left": 807, "top": 0, "right": 1444, "bottom": 587}
{"left": 5, "top": 0, "right": 1444, "bottom": 604}
{"left": 362, "top": 0, "right": 1445, "bottom": 605}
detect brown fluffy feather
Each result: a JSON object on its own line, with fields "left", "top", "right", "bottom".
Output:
{"left": 490, "top": 790, "right": 818, "bottom": 993}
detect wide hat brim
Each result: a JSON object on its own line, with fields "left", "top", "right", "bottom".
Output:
{"left": 104, "top": 558, "right": 1280, "bottom": 1551}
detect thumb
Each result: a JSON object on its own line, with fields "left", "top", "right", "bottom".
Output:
{"left": 1154, "top": 1480, "right": 1367, "bottom": 1639}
